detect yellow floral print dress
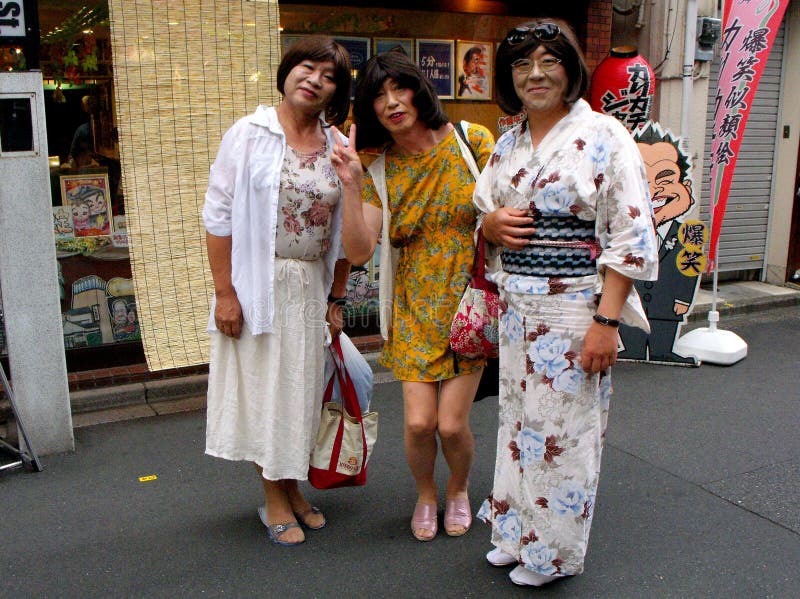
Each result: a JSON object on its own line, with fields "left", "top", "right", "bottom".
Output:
{"left": 363, "top": 124, "right": 495, "bottom": 381}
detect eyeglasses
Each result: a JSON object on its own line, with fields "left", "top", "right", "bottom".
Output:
{"left": 506, "top": 23, "right": 561, "bottom": 46}
{"left": 510, "top": 56, "right": 563, "bottom": 75}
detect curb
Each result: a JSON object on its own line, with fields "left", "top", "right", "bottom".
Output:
{"left": 68, "top": 359, "right": 389, "bottom": 426}
{"left": 688, "top": 291, "right": 800, "bottom": 321}
{"left": 70, "top": 374, "right": 208, "bottom": 417}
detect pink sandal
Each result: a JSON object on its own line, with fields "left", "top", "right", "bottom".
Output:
{"left": 444, "top": 497, "right": 472, "bottom": 536}
{"left": 411, "top": 503, "right": 438, "bottom": 541}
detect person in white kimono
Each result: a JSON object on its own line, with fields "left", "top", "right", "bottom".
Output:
{"left": 474, "top": 19, "right": 659, "bottom": 586}
{"left": 203, "top": 36, "right": 352, "bottom": 547}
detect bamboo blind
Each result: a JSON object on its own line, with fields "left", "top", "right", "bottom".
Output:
{"left": 107, "top": 0, "right": 281, "bottom": 370}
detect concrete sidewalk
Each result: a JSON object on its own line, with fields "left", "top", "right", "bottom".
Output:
{"left": 64, "top": 279, "right": 800, "bottom": 427}
{"left": 689, "top": 280, "right": 800, "bottom": 320}
{"left": 1, "top": 304, "right": 798, "bottom": 598}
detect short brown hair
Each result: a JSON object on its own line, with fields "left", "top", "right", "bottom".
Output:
{"left": 277, "top": 35, "right": 352, "bottom": 126}
{"left": 494, "top": 19, "right": 588, "bottom": 116}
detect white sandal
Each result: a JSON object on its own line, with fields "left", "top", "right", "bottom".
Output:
{"left": 486, "top": 547, "right": 516, "bottom": 566}
{"left": 509, "top": 565, "right": 558, "bottom": 587}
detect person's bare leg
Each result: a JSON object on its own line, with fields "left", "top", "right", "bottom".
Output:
{"left": 402, "top": 381, "right": 440, "bottom": 539}
{"left": 255, "top": 465, "right": 304, "bottom": 544}
{"left": 284, "top": 479, "right": 325, "bottom": 528}
{"left": 438, "top": 368, "right": 481, "bottom": 534}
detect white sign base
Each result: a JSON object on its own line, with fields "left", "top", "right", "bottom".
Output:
{"left": 673, "top": 311, "right": 748, "bottom": 365}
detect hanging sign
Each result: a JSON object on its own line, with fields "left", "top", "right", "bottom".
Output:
{"left": 707, "top": 0, "right": 790, "bottom": 271}
{"left": 0, "top": 2, "right": 26, "bottom": 38}
{"left": 589, "top": 46, "right": 656, "bottom": 132}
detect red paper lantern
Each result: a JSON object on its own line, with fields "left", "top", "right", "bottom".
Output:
{"left": 589, "top": 46, "right": 656, "bottom": 132}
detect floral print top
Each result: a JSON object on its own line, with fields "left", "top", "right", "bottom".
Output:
{"left": 276, "top": 141, "right": 340, "bottom": 260}
{"left": 472, "top": 99, "right": 658, "bottom": 329}
{"left": 362, "top": 124, "right": 495, "bottom": 381}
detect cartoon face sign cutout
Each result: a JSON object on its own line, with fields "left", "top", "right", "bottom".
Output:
{"left": 637, "top": 141, "right": 694, "bottom": 228}
{"left": 617, "top": 121, "right": 705, "bottom": 365}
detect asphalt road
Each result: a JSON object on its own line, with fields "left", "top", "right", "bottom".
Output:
{"left": 1, "top": 306, "right": 799, "bottom": 598}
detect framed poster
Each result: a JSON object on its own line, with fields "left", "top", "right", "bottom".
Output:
{"left": 334, "top": 36, "right": 370, "bottom": 70}
{"left": 108, "top": 295, "right": 141, "bottom": 342}
{"left": 455, "top": 41, "right": 492, "bottom": 100}
{"left": 374, "top": 37, "right": 414, "bottom": 60}
{"left": 112, "top": 215, "right": 128, "bottom": 248}
{"left": 334, "top": 36, "right": 371, "bottom": 97}
{"left": 59, "top": 174, "right": 112, "bottom": 237}
{"left": 416, "top": 39, "right": 454, "bottom": 99}
{"left": 280, "top": 34, "right": 307, "bottom": 56}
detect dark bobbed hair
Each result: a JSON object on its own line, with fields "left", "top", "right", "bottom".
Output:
{"left": 353, "top": 50, "right": 449, "bottom": 150}
{"left": 495, "top": 18, "right": 588, "bottom": 116}
{"left": 277, "top": 35, "right": 352, "bottom": 126}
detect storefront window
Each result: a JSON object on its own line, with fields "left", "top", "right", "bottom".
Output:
{"left": 1, "top": 0, "right": 599, "bottom": 369}
{"left": 34, "top": 1, "right": 141, "bottom": 369}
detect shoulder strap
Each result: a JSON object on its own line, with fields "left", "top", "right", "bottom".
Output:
{"left": 366, "top": 154, "right": 388, "bottom": 208}
{"left": 365, "top": 155, "right": 390, "bottom": 264}
{"left": 366, "top": 154, "right": 397, "bottom": 341}
{"left": 453, "top": 121, "right": 481, "bottom": 180}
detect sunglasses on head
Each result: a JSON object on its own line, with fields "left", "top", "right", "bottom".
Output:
{"left": 506, "top": 23, "right": 561, "bottom": 46}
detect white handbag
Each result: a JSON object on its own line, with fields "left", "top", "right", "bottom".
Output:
{"left": 308, "top": 336, "right": 378, "bottom": 489}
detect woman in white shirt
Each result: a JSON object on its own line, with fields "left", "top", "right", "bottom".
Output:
{"left": 203, "top": 36, "right": 352, "bottom": 547}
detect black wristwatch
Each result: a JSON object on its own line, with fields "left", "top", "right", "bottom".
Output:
{"left": 592, "top": 313, "right": 620, "bottom": 327}
{"left": 327, "top": 294, "right": 347, "bottom": 307}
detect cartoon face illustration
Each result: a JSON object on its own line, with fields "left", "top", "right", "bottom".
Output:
{"left": 463, "top": 47, "right": 483, "bottom": 77}
{"left": 637, "top": 141, "right": 694, "bottom": 227}
{"left": 71, "top": 201, "right": 91, "bottom": 229}
{"left": 86, "top": 190, "right": 106, "bottom": 216}
{"left": 111, "top": 299, "right": 128, "bottom": 326}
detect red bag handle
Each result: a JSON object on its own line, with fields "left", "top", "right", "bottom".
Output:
{"left": 326, "top": 336, "right": 364, "bottom": 423}
{"left": 325, "top": 336, "right": 369, "bottom": 473}
{"left": 470, "top": 227, "right": 498, "bottom": 293}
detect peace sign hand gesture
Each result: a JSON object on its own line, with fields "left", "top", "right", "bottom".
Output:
{"left": 330, "top": 124, "right": 363, "bottom": 190}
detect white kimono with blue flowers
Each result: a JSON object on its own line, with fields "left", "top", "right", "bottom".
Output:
{"left": 475, "top": 99, "right": 658, "bottom": 577}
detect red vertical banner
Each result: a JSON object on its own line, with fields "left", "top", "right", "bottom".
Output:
{"left": 707, "top": 0, "right": 789, "bottom": 271}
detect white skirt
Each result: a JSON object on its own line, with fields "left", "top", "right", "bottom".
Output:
{"left": 205, "top": 258, "right": 327, "bottom": 480}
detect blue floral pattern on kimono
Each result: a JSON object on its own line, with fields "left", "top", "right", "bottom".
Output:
{"left": 475, "top": 100, "right": 658, "bottom": 577}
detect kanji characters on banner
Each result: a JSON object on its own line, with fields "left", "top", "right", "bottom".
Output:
{"left": 707, "top": 0, "right": 790, "bottom": 271}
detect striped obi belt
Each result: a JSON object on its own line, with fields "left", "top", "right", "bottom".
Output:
{"left": 500, "top": 214, "right": 602, "bottom": 278}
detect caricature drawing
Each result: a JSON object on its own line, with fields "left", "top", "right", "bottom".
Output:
{"left": 619, "top": 123, "right": 705, "bottom": 364}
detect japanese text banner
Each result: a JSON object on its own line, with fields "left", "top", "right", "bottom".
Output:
{"left": 708, "top": 0, "right": 789, "bottom": 271}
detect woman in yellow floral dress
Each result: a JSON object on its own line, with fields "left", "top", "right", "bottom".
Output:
{"left": 331, "top": 50, "right": 494, "bottom": 541}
